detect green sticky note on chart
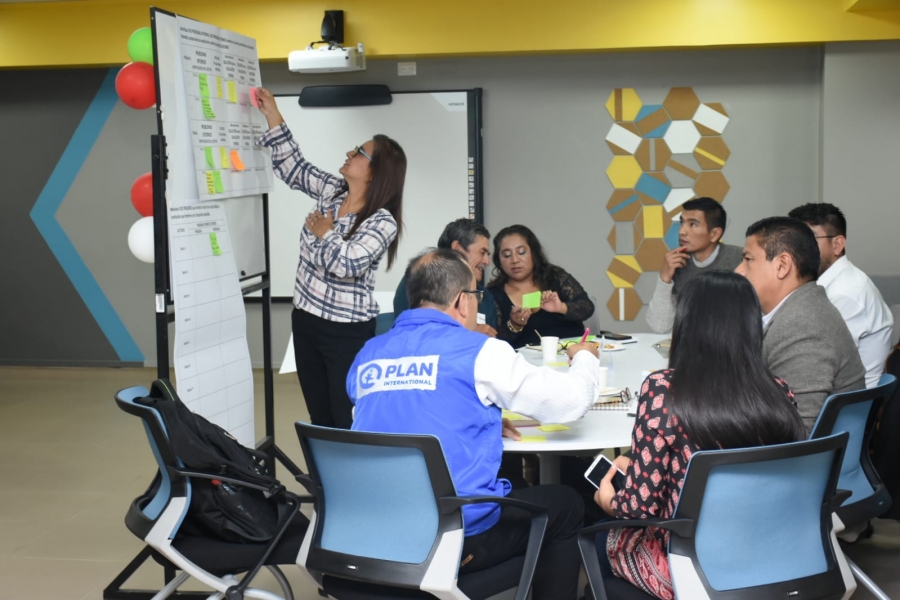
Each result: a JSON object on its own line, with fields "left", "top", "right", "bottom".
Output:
{"left": 198, "top": 73, "right": 210, "bottom": 97}
{"left": 204, "top": 146, "right": 215, "bottom": 168}
{"left": 210, "top": 233, "right": 222, "bottom": 256}
{"left": 201, "top": 96, "right": 215, "bottom": 119}
{"left": 521, "top": 291, "right": 542, "bottom": 309}
{"left": 212, "top": 171, "right": 224, "bottom": 193}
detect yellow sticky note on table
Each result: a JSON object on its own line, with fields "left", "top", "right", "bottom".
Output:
{"left": 227, "top": 80, "right": 238, "bottom": 103}
{"left": 212, "top": 171, "right": 224, "bottom": 193}
{"left": 204, "top": 171, "right": 216, "bottom": 194}
{"left": 518, "top": 435, "right": 547, "bottom": 443}
{"left": 229, "top": 149, "right": 246, "bottom": 171}
{"left": 538, "top": 424, "right": 570, "bottom": 433}
{"left": 521, "top": 291, "right": 542, "bottom": 309}
{"left": 216, "top": 76, "right": 223, "bottom": 98}
{"left": 219, "top": 147, "right": 230, "bottom": 169}
{"left": 546, "top": 361, "right": 569, "bottom": 368}
{"left": 201, "top": 96, "right": 215, "bottom": 119}
{"left": 198, "top": 73, "right": 210, "bottom": 97}
{"left": 209, "top": 233, "right": 222, "bottom": 256}
{"left": 502, "top": 410, "right": 525, "bottom": 421}
{"left": 204, "top": 146, "right": 215, "bottom": 169}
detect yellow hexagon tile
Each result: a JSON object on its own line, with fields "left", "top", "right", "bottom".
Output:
{"left": 606, "top": 255, "right": 643, "bottom": 288}
{"left": 606, "top": 88, "right": 642, "bottom": 122}
{"left": 606, "top": 155, "right": 643, "bottom": 189}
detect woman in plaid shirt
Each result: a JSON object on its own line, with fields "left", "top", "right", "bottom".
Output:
{"left": 255, "top": 88, "right": 406, "bottom": 429}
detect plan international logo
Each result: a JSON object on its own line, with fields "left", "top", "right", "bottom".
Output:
{"left": 356, "top": 355, "right": 440, "bottom": 398}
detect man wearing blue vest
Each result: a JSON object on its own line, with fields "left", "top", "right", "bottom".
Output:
{"left": 349, "top": 248, "right": 600, "bottom": 600}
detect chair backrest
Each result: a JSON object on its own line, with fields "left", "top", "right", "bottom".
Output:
{"left": 295, "top": 422, "right": 461, "bottom": 589}
{"left": 115, "top": 385, "right": 190, "bottom": 540}
{"left": 809, "top": 374, "right": 898, "bottom": 524}
{"left": 872, "top": 347, "right": 900, "bottom": 519}
{"left": 668, "top": 433, "right": 849, "bottom": 597}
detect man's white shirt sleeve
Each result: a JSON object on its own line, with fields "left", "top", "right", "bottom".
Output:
{"left": 473, "top": 338, "right": 599, "bottom": 424}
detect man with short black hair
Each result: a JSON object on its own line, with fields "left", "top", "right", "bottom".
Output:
{"left": 393, "top": 218, "right": 497, "bottom": 336}
{"left": 350, "top": 248, "right": 600, "bottom": 600}
{"left": 788, "top": 203, "right": 893, "bottom": 388}
{"left": 736, "top": 216, "right": 865, "bottom": 431}
{"left": 646, "top": 197, "right": 743, "bottom": 333}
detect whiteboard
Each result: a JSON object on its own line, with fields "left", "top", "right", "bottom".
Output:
{"left": 152, "top": 9, "right": 266, "bottom": 279}
{"left": 267, "top": 90, "right": 483, "bottom": 307}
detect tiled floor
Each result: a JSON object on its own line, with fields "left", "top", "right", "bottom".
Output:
{"left": 1, "top": 365, "right": 899, "bottom": 600}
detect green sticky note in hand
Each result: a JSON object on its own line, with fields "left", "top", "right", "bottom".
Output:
{"left": 210, "top": 233, "right": 222, "bottom": 256}
{"left": 201, "top": 96, "right": 215, "bottom": 119}
{"left": 198, "top": 73, "right": 210, "bottom": 97}
{"left": 204, "top": 146, "right": 215, "bottom": 169}
{"left": 521, "top": 291, "right": 542, "bottom": 309}
{"left": 212, "top": 171, "right": 224, "bottom": 193}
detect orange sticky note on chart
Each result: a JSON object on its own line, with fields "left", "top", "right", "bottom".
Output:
{"left": 229, "top": 150, "right": 246, "bottom": 171}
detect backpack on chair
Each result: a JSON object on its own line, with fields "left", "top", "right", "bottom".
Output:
{"left": 872, "top": 344, "right": 900, "bottom": 520}
{"left": 136, "top": 379, "right": 287, "bottom": 543}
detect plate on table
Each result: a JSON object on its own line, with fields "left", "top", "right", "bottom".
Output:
{"left": 524, "top": 338, "right": 625, "bottom": 353}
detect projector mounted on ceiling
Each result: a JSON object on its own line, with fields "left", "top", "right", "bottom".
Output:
{"left": 288, "top": 43, "right": 366, "bottom": 74}
{"left": 288, "top": 10, "right": 367, "bottom": 74}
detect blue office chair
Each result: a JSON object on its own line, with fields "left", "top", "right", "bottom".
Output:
{"left": 294, "top": 422, "right": 548, "bottom": 600}
{"left": 578, "top": 433, "right": 856, "bottom": 600}
{"left": 809, "top": 373, "right": 899, "bottom": 600}
{"left": 113, "top": 386, "right": 309, "bottom": 600}
{"left": 375, "top": 312, "right": 396, "bottom": 336}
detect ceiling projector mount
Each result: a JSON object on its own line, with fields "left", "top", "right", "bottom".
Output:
{"left": 288, "top": 10, "right": 367, "bottom": 74}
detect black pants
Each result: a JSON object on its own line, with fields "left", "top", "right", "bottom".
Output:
{"left": 292, "top": 308, "right": 375, "bottom": 429}
{"left": 459, "top": 484, "right": 584, "bottom": 600}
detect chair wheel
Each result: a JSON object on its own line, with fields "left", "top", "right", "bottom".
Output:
{"left": 224, "top": 586, "right": 243, "bottom": 600}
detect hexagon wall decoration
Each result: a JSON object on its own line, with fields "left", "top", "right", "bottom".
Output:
{"left": 604, "top": 87, "right": 730, "bottom": 321}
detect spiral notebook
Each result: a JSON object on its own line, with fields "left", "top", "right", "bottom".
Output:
{"left": 590, "top": 388, "right": 634, "bottom": 411}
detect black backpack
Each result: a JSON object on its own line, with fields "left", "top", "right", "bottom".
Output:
{"left": 136, "top": 379, "right": 287, "bottom": 543}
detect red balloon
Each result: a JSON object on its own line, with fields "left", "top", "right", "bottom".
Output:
{"left": 116, "top": 62, "right": 156, "bottom": 110}
{"left": 130, "top": 172, "right": 154, "bottom": 216}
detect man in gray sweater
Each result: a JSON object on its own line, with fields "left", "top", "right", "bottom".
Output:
{"left": 646, "top": 197, "right": 743, "bottom": 333}
{"left": 736, "top": 216, "right": 866, "bottom": 432}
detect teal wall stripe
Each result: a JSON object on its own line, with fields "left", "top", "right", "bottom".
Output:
{"left": 29, "top": 67, "right": 144, "bottom": 362}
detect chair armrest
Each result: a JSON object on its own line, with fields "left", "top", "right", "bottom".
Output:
{"left": 579, "top": 517, "right": 695, "bottom": 539}
{"left": 166, "top": 466, "right": 284, "bottom": 497}
{"left": 831, "top": 489, "right": 853, "bottom": 511}
{"left": 438, "top": 495, "right": 548, "bottom": 516}
{"left": 439, "top": 495, "right": 547, "bottom": 600}
{"left": 295, "top": 473, "right": 317, "bottom": 496}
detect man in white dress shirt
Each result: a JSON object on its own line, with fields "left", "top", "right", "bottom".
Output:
{"left": 789, "top": 203, "right": 893, "bottom": 388}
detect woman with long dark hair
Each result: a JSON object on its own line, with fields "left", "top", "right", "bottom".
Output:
{"left": 255, "top": 88, "right": 406, "bottom": 429}
{"left": 487, "top": 225, "right": 594, "bottom": 348}
{"left": 593, "top": 271, "right": 805, "bottom": 599}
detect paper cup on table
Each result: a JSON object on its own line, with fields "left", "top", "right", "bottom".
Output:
{"left": 598, "top": 366, "right": 609, "bottom": 390}
{"left": 541, "top": 336, "right": 559, "bottom": 365}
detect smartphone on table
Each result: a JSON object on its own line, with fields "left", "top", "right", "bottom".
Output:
{"left": 584, "top": 454, "right": 627, "bottom": 492}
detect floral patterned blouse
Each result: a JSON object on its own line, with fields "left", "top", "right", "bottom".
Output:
{"left": 606, "top": 369, "right": 795, "bottom": 599}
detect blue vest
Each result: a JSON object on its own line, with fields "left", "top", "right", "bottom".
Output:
{"left": 348, "top": 308, "right": 510, "bottom": 535}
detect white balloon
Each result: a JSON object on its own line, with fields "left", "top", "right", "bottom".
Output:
{"left": 128, "top": 216, "right": 155, "bottom": 263}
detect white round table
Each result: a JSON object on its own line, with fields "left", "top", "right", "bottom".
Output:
{"left": 502, "top": 333, "right": 669, "bottom": 484}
